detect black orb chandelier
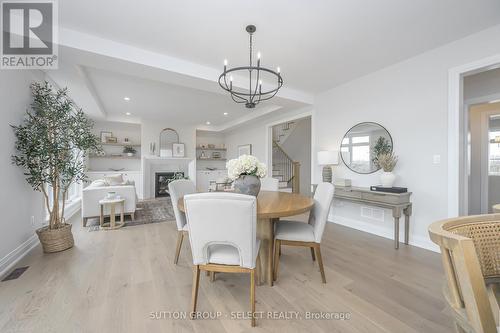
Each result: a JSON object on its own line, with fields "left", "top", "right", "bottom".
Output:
{"left": 218, "top": 25, "right": 283, "bottom": 109}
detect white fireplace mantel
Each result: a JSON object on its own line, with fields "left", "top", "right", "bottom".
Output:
{"left": 142, "top": 156, "right": 196, "bottom": 199}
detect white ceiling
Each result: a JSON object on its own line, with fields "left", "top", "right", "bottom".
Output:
{"left": 81, "top": 65, "right": 305, "bottom": 127}
{"left": 59, "top": 0, "right": 500, "bottom": 93}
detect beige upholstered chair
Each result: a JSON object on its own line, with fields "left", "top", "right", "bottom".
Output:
{"left": 273, "top": 182, "right": 334, "bottom": 284}
{"left": 184, "top": 192, "right": 261, "bottom": 327}
{"left": 168, "top": 179, "right": 196, "bottom": 264}
{"left": 428, "top": 214, "right": 499, "bottom": 333}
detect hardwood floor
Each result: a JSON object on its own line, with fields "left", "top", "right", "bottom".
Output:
{"left": 0, "top": 212, "right": 454, "bottom": 332}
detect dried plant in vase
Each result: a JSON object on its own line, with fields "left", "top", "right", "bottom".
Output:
{"left": 377, "top": 152, "right": 398, "bottom": 187}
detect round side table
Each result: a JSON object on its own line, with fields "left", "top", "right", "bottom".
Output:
{"left": 99, "top": 198, "right": 126, "bottom": 230}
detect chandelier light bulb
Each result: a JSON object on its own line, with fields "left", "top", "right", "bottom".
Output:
{"left": 224, "top": 59, "right": 228, "bottom": 66}
{"left": 257, "top": 52, "right": 261, "bottom": 59}
{"left": 277, "top": 66, "right": 280, "bottom": 73}
{"left": 230, "top": 75, "right": 233, "bottom": 82}
{"left": 259, "top": 80, "right": 262, "bottom": 85}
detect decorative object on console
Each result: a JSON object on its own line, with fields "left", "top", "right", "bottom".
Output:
{"left": 100, "top": 131, "right": 112, "bottom": 143}
{"left": 219, "top": 25, "right": 283, "bottom": 109}
{"left": 370, "top": 186, "right": 407, "bottom": 193}
{"left": 149, "top": 142, "right": 156, "bottom": 155}
{"left": 227, "top": 155, "right": 267, "bottom": 196}
{"left": 377, "top": 152, "right": 398, "bottom": 187}
{"left": 172, "top": 143, "right": 185, "bottom": 157}
{"left": 238, "top": 144, "right": 252, "bottom": 156}
{"left": 211, "top": 151, "right": 221, "bottom": 159}
{"left": 159, "top": 128, "right": 179, "bottom": 157}
{"left": 340, "top": 122, "right": 393, "bottom": 174}
{"left": 123, "top": 145, "right": 137, "bottom": 157}
{"left": 106, "top": 136, "right": 118, "bottom": 144}
{"left": 12, "top": 81, "right": 101, "bottom": 253}
{"left": 372, "top": 136, "right": 392, "bottom": 168}
{"left": 317, "top": 150, "right": 339, "bottom": 183}
{"left": 334, "top": 178, "right": 352, "bottom": 188}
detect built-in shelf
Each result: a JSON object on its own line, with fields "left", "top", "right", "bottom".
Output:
{"left": 101, "top": 142, "right": 141, "bottom": 147}
{"left": 197, "top": 158, "right": 227, "bottom": 161}
{"left": 90, "top": 155, "right": 140, "bottom": 159}
{"left": 196, "top": 147, "right": 227, "bottom": 151}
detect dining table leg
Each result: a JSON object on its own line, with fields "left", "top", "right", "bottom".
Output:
{"left": 257, "top": 218, "right": 275, "bottom": 286}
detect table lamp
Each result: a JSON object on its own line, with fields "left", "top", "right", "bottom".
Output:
{"left": 317, "top": 150, "right": 339, "bottom": 183}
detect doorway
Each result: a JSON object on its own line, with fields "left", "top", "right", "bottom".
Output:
{"left": 269, "top": 116, "right": 312, "bottom": 196}
{"left": 468, "top": 102, "right": 500, "bottom": 214}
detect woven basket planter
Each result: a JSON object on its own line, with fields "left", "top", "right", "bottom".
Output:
{"left": 36, "top": 223, "right": 74, "bottom": 253}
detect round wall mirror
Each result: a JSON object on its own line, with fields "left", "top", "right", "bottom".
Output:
{"left": 340, "top": 122, "right": 393, "bottom": 174}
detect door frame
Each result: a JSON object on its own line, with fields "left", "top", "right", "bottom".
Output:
{"left": 448, "top": 55, "right": 500, "bottom": 216}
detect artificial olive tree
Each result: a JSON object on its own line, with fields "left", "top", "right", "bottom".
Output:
{"left": 12, "top": 81, "right": 101, "bottom": 229}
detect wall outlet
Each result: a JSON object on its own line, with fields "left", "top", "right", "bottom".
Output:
{"left": 433, "top": 154, "right": 441, "bottom": 164}
{"left": 30, "top": 216, "right": 35, "bottom": 227}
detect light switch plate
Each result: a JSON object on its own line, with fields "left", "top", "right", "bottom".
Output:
{"left": 433, "top": 154, "right": 441, "bottom": 164}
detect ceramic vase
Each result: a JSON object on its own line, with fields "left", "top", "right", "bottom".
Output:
{"left": 380, "top": 171, "right": 396, "bottom": 187}
{"left": 233, "top": 175, "right": 261, "bottom": 196}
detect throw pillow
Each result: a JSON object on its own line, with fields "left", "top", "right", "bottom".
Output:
{"left": 104, "top": 174, "right": 124, "bottom": 186}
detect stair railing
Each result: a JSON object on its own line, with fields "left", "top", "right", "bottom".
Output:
{"left": 272, "top": 140, "right": 300, "bottom": 193}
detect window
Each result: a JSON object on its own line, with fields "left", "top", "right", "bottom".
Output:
{"left": 489, "top": 130, "right": 500, "bottom": 175}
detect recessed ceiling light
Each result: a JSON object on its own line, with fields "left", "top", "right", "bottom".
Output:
{"left": 223, "top": 112, "right": 228, "bottom": 116}
{"left": 124, "top": 97, "right": 130, "bottom": 101}
{"left": 206, "top": 121, "right": 211, "bottom": 125}
{"left": 125, "top": 112, "right": 131, "bottom": 116}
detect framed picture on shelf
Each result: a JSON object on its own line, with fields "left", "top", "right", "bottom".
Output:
{"left": 100, "top": 131, "right": 113, "bottom": 143}
{"left": 173, "top": 143, "right": 185, "bottom": 157}
{"left": 238, "top": 144, "right": 252, "bottom": 156}
{"left": 106, "top": 136, "right": 118, "bottom": 144}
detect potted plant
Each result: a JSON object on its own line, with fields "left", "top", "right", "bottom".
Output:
{"left": 123, "top": 145, "right": 137, "bottom": 157}
{"left": 11, "top": 81, "right": 101, "bottom": 253}
{"left": 227, "top": 155, "right": 267, "bottom": 196}
{"left": 377, "top": 152, "right": 398, "bottom": 187}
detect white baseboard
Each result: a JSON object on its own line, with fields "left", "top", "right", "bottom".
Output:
{"left": 0, "top": 200, "right": 81, "bottom": 279}
{"left": 329, "top": 215, "right": 440, "bottom": 253}
{"left": 0, "top": 234, "right": 39, "bottom": 278}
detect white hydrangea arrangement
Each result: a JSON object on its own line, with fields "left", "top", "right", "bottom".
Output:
{"left": 227, "top": 155, "right": 267, "bottom": 180}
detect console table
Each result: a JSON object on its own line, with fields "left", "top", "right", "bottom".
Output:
{"left": 333, "top": 186, "right": 412, "bottom": 249}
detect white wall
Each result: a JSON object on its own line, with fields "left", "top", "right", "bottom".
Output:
{"left": 224, "top": 107, "right": 313, "bottom": 164}
{"left": 141, "top": 119, "right": 197, "bottom": 159}
{"left": 315, "top": 24, "right": 500, "bottom": 251}
{"left": 0, "top": 70, "right": 45, "bottom": 276}
{"left": 280, "top": 117, "right": 312, "bottom": 196}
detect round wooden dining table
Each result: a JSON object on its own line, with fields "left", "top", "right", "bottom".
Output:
{"left": 178, "top": 191, "right": 314, "bottom": 286}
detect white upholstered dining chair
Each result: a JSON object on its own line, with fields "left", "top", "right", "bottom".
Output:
{"left": 168, "top": 179, "right": 196, "bottom": 264}
{"left": 260, "top": 177, "right": 279, "bottom": 191}
{"left": 273, "top": 182, "right": 334, "bottom": 283}
{"left": 184, "top": 192, "right": 261, "bottom": 327}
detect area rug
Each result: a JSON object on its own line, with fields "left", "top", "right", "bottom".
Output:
{"left": 86, "top": 197, "right": 176, "bottom": 231}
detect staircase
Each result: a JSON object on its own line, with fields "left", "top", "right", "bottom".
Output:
{"left": 272, "top": 121, "right": 300, "bottom": 193}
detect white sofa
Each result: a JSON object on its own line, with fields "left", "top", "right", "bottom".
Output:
{"left": 81, "top": 181, "right": 137, "bottom": 226}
